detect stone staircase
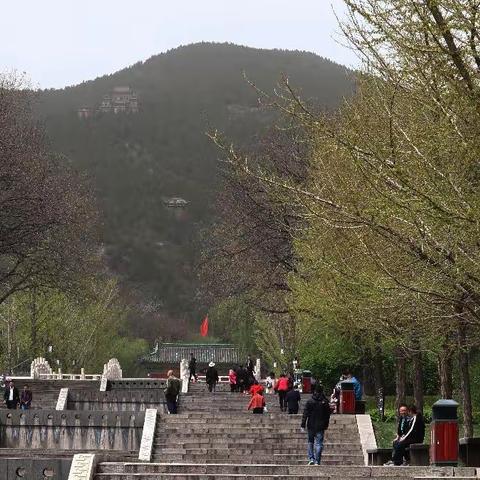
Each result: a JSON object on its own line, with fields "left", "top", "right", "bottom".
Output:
{"left": 93, "top": 383, "right": 478, "bottom": 479}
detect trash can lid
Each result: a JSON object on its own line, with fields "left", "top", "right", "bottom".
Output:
{"left": 432, "top": 399, "right": 459, "bottom": 421}
{"left": 340, "top": 379, "right": 355, "bottom": 390}
{"left": 432, "top": 399, "right": 459, "bottom": 408}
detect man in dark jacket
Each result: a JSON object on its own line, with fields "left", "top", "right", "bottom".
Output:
{"left": 286, "top": 384, "right": 301, "bottom": 414}
{"left": 205, "top": 362, "right": 219, "bottom": 393}
{"left": 301, "top": 385, "right": 331, "bottom": 465}
{"left": 4, "top": 381, "right": 19, "bottom": 409}
{"left": 164, "top": 370, "right": 181, "bottom": 414}
{"left": 246, "top": 355, "right": 255, "bottom": 376}
{"left": 391, "top": 405, "right": 425, "bottom": 466}
{"left": 188, "top": 353, "right": 197, "bottom": 383}
{"left": 236, "top": 365, "right": 247, "bottom": 393}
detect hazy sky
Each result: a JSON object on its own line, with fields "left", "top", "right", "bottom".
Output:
{"left": 1, "top": 1, "right": 357, "bottom": 89}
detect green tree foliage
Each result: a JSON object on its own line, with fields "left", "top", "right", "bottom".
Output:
{"left": 208, "top": 297, "right": 257, "bottom": 356}
{"left": 207, "top": 2, "right": 480, "bottom": 437}
{"left": 0, "top": 277, "right": 147, "bottom": 375}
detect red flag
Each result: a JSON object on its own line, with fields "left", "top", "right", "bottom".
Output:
{"left": 200, "top": 315, "right": 209, "bottom": 337}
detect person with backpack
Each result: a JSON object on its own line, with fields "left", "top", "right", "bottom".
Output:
{"left": 247, "top": 390, "right": 266, "bottom": 414}
{"left": 301, "top": 384, "right": 331, "bottom": 465}
{"left": 164, "top": 370, "right": 181, "bottom": 414}
{"left": 265, "top": 372, "right": 275, "bottom": 394}
{"left": 275, "top": 373, "right": 289, "bottom": 412}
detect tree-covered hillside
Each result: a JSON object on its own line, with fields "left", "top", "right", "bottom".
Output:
{"left": 37, "top": 42, "right": 352, "bottom": 341}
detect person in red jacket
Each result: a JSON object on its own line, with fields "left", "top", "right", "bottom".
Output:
{"left": 248, "top": 391, "right": 266, "bottom": 414}
{"left": 249, "top": 380, "right": 264, "bottom": 396}
{"left": 228, "top": 369, "right": 237, "bottom": 393}
{"left": 275, "top": 373, "right": 289, "bottom": 412}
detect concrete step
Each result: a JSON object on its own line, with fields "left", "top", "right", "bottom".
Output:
{"left": 152, "top": 440, "right": 361, "bottom": 449}
{"left": 95, "top": 463, "right": 478, "bottom": 478}
{"left": 152, "top": 447, "right": 362, "bottom": 455}
{"left": 149, "top": 454, "right": 363, "bottom": 465}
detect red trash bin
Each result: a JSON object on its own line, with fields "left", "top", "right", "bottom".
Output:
{"left": 430, "top": 399, "right": 459, "bottom": 466}
{"left": 302, "top": 370, "right": 312, "bottom": 393}
{"left": 339, "top": 380, "right": 356, "bottom": 414}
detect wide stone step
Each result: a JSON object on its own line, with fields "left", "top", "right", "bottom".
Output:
{"left": 149, "top": 454, "right": 363, "bottom": 465}
{"left": 153, "top": 440, "right": 361, "bottom": 449}
{"left": 95, "top": 463, "right": 478, "bottom": 478}
{"left": 153, "top": 447, "right": 362, "bottom": 455}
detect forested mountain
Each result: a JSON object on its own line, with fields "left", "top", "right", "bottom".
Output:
{"left": 37, "top": 42, "right": 352, "bottom": 341}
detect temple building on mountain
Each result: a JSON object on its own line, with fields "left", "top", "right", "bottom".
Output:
{"left": 78, "top": 86, "right": 139, "bottom": 118}
{"left": 99, "top": 86, "right": 139, "bottom": 114}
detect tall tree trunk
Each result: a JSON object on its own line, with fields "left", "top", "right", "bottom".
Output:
{"left": 30, "top": 288, "right": 38, "bottom": 354}
{"left": 458, "top": 316, "right": 473, "bottom": 438}
{"left": 437, "top": 343, "right": 453, "bottom": 399}
{"left": 394, "top": 347, "right": 406, "bottom": 415}
{"left": 412, "top": 350, "right": 424, "bottom": 414}
{"left": 373, "top": 341, "right": 385, "bottom": 420}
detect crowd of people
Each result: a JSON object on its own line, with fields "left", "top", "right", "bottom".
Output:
{"left": 185, "top": 355, "right": 431, "bottom": 467}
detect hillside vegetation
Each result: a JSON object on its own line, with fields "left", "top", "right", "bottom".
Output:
{"left": 37, "top": 42, "right": 353, "bottom": 340}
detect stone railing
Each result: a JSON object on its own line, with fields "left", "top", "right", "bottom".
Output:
{"left": 108, "top": 379, "right": 167, "bottom": 390}
{"left": 39, "top": 373, "right": 102, "bottom": 381}
{"left": 0, "top": 410, "right": 145, "bottom": 451}
{"left": 67, "top": 390, "right": 166, "bottom": 412}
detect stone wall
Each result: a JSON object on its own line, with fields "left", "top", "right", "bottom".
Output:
{"left": 0, "top": 410, "right": 144, "bottom": 451}
{"left": 67, "top": 390, "right": 166, "bottom": 412}
{"left": 0, "top": 457, "right": 71, "bottom": 480}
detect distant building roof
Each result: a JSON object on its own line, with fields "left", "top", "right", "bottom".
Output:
{"left": 141, "top": 343, "right": 241, "bottom": 364}
{"left": 163, "top": 197, "right": 189, "bottom": 207}
{"left": 113, "top": 86, "right": 132, "bottom": 93}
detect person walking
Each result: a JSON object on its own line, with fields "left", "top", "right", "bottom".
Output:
{"left": 275, "top": 373, "right": 289, "bottom": 412}
{"left": 164, "top": 370, "right": 181, "bottom": 414}
{"left": 265, "top": 372, "right": 275, "bottom": 394}
{"left": 4, "top": 380, "right": 19, "bottom": 409}
{"left": 301, "top": 385, "right": 331, "bottom": 465}
{"left": 228, "top": 369, "right": 237, "bottom": 393}
{"left": 249, "top": 379, "right": 264, "bottom": 396}
{"left": 246, "top": 355, "right": 255, "bottom": 376}
{"left": 205, "top": 362, "right": 219, "bottom": 393}
{"left": 247, "top": 390, "right": 266, "bottom": 414}
{"left": 188, "top": 353, "right": 197, "bottom": 383}
{"left": 19, "top": 385, "right": 32, "bottom": 410}
{"left": 236, "top": 365, "right": 247, "bottom": 393}
{"left": 286, "top": 384, "right": 301, "bottom": 414}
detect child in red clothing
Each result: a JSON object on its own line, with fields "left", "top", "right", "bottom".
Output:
{"left": 228, "top": 369, "right": 237, "bottom": 393}
{"left": 247, "top": 391, "right": 266, "bottom": 414}
{"left": 249, "top": 380, "right": 264, "bottom": 396}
